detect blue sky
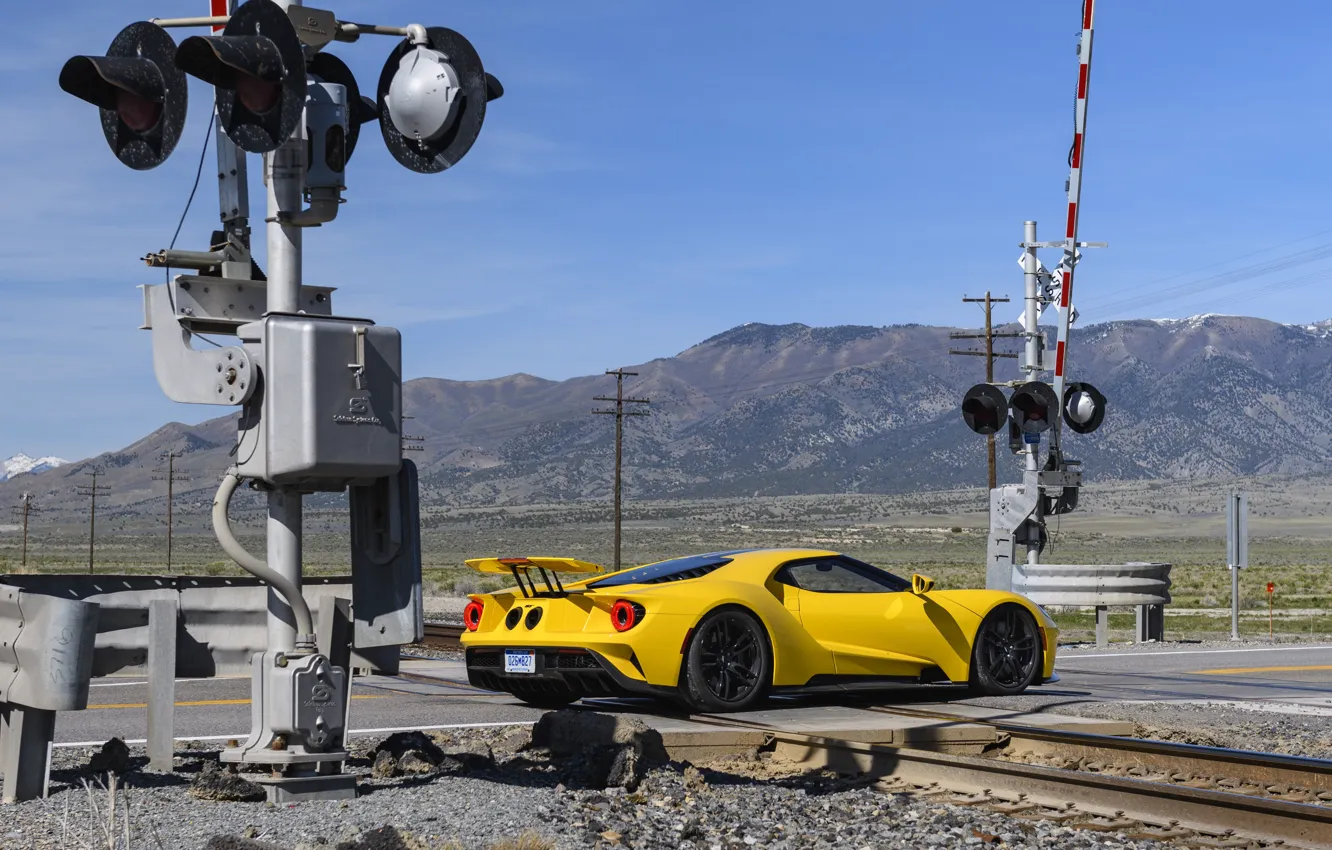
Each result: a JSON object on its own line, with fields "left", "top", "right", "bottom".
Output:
{"left": 4, "top": 1, "right": 1332, "bottom": 460}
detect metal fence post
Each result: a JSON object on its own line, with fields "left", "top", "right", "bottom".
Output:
{"left": 0, "top": 705, "right": 55, "bottom": 802}
{"left": 146, "top": 598, "right": 178, "bottom": 772}
{"left": 1095, "top": 605, "right": 1109, "bottom": 648}
{"left": 1226, "top": 492, "right": 1248, "bottom": 641}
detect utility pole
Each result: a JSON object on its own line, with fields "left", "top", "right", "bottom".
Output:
{"left": 593, "top": 369, "right": 650, "bottom": 571}
{"left": 949, "top": 292, "right": 1021, "bottom": 489}
{"left": 152, "top": 451, "right": 190, "bottom": 570}
{"left": 76, "top": 469, "right": 111, "bottom": 574}
{"left": 11, "top": 494, "right": 39, "bottom": 569}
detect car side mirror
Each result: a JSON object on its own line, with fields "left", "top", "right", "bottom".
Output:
{"left": 911, "top": 573, "right": 935, "bottom": 595}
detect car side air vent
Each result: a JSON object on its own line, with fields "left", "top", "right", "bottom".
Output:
{"left": 640, "top": 563, "right": 725, "bottom": 584}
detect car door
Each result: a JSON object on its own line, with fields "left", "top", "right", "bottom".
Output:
{"left": 777, "top": 556, "right": 941, "bottom": 678}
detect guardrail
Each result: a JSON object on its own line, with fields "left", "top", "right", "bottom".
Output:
{"left": 0, "top": 574, "right": 398, "bottom": 677}
{"left": 0, "top": 587, "right": 99, "bottom": 802}
{"left": 1012, "top": 561, "right": 1172, "bottom": 646}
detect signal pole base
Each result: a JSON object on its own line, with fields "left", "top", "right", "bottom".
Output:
{"left": 220, "top": 651, "right": 350, "bottom": 795}
{"left": 251, "top": 771, "right": 357, "bottom": 803}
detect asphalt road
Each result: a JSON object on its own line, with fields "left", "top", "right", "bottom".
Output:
{"left": 54, "top": 642, "right": 1332, "bottom": 747}
{"left": 1045, "top": 642, "right": 1332, "bottom": 711}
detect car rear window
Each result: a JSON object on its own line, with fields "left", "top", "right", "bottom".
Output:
{"left": 587, "top": 552, "right": 741, "bottom": 588}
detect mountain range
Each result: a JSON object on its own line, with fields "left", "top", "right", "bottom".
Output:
{"left": 6, "top": 314, "right": 1332, "bottom": 522}
{"left": 1, "top": 454, "right": 67, "bottom": 483}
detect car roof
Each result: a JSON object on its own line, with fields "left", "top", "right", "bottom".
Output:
{"left": 581, "top": 547, "right": 841, "bottom": 589}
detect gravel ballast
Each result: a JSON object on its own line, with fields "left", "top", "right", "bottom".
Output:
{"left": 0, "top": 717, "right": 1176, "bottom": 850}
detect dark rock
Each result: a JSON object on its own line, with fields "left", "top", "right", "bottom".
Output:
{"left": 532, "top": 710, "right": 668, "bottom": 763}
{"left": 87, "top": 737, "right": 131, "bottom": 775}
{"left": 604, "top": 746, "right": 647, "bottom": 791}
{"left": 371, "top": 750, "right": 398, "bottom": 779}
{"left": 441, "top": 741, "right": 495, "bottom": 771}
{"left": 334, "top": 826, "right": 415, "bottom": 850}
{"left": 188, "top": 762, "right": 266, "bottom": 802}
{"left": 200, "top": 837, "right": 282, "bottom": 850}
{"left": 496, "top": 726, "right": 533, "bottom": 754}
{"left": 372, "top": 731, "right": 444, "bottom": 765}
{"left": 683, "top": 765, "right": 708, "bottom": 792}
{"left": 396, "top": 750, "right": 438, "bottom": 775}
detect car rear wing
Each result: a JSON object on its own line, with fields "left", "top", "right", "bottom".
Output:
{"left": 464, "top": 556, "right": 604, "bottom": 598}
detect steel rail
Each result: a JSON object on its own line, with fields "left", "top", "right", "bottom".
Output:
{"left": 866, "top": 703, "right": 1332, "bottom": 795}
{"left": 419, "top": 622, "right": 464, "bottom": 648}
{"left": 765, "top": 730, "right": 1332, "bottom": 849}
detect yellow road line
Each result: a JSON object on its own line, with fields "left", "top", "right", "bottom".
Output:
{"left": 88, "top": 695, "right": 386, "bottom": 711}
{"left": 1193, "top": 665, "right": 1332, "bottom": 675}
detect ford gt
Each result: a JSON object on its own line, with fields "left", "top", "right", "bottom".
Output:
{"left": 459, "top": 548, "right": 1057, "bottom": 712}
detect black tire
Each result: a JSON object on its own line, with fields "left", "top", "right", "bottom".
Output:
{"left": 508, "top": 683, "right": 577, "bottom": 710}
{"left": 680, "top": 607, "right": 772, "bottom": 713}
{"left": 969, "top": 604, "right": 1042, "bottom": 696}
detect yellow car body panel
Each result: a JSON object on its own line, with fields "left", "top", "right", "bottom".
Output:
{"left": 460, "top": 548, "right": 1058, "bottom": 701}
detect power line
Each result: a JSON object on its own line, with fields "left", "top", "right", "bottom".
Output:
{"left": 75, "top": 469, "right": 111, "bottom": 575}
{"left": 949, "top": 293, "right": 1020, "bottom": 490}
{"left": 152, "top": 451, "right": 191, "bottom": 570}
{"left": 593, "top": 369, "right": 650, "bottom": 571}
{"left": 10, "top": 494, "right": 41, "bottom": 570}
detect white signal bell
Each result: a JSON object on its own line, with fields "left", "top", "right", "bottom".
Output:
{"left": 385, "top": 46, "right": 461, "bottom": 142}
{"left": 1067, "top": 390, "right": 1096, "bottom": 424}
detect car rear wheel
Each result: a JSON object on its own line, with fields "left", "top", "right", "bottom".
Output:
{"left": 969, "top": 604, "right": 1041, "bottom": 696}
{"left": 680, "top": 607, "right": 772, "bottom": 713}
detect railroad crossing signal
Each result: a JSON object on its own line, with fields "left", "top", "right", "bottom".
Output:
{"left": 1061, "top": 381, "right": 1106, "bottom": 434}
{"left": 57, "top": 0, "right": 503, "bottom": 801}
{"left": 1010, "top": 381, "right": 1058, "bottom": 434}
{"left": 960, "top": 379, "right": 1106, "bottom": 438}
{"left": 58, "top": 22, "right": 188, "bottom": 169}
{"left": 61, "top": 0, "right": 502, "bottom": 173}
{"left": 961, "top": 384, "right": 1008, "bottom": 435}
{"left": 175, "top": 0, "right": 309, "bottom": 153}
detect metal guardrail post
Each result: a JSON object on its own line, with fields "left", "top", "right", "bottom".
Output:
{"left": 146, "top": 597, "right": 178, "bottom": 772}
{"left": 0, "top": 706, "right": 54, "bottom": 802}
{"left": 1094, "top": 605, "right": 1109, "bottom": 647}
{"left": 1135, "top": 604, "right": 1164, "bottom": 643}
{"left": 0, "top": 587, "right": 98, "bottom": 801}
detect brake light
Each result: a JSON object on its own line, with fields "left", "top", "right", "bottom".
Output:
{"left": 463, "top": 600, "right": 484, "bottom": 631}
{"left": 611, "top": 600, "right": 640, "bottom": 632}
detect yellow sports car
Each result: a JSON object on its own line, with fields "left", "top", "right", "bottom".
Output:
{"left": 459, "top": 548, "right": 1058, "bottom": 712}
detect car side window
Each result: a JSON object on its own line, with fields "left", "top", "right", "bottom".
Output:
{"left": 777, "top": 557, "right": 908, "bottom": 593}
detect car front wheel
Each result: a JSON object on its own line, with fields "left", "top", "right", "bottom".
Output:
{"left": 969, "top": 604, "right": 1042, "bottom": 696}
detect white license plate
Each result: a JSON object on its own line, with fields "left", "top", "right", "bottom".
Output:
{"left": 504, "top": 650, "right": 536, "bottom": 674}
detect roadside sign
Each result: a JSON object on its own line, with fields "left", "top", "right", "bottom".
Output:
{"left": 1267, "top": 581, "right": 1275, "bottom": 594}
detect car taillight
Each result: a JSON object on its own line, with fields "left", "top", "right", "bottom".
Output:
{"left": 464, "top": 600, "right": 484, "bottom": 631}
{"left": 611, "top": 600, "right": 641, "bottom": 632}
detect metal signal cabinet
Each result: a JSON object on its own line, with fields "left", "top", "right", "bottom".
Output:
{"left": 235, "top": 315, "right": 403, "bottom": 489}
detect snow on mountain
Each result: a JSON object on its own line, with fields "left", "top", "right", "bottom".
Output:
{"left": 1, "top": 454, "right": 68, "bottom": 481}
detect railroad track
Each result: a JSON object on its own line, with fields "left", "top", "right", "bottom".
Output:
{"left": 404, "top": 631, "right": 1332, "bottom": 845}
{"left": 419, "top": 622, "right": 463, "bottom": 648}
{"left": 692, "top": 705, "right": 1332, "bottom": 849}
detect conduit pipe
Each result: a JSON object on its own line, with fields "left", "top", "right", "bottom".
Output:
{"left": 212, "top": 469, "right": 315, "bottom": 642}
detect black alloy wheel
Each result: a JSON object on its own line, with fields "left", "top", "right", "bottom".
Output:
{"left": 970, "top": 604, "right": 1041, "bottom": 696}
{"left": 681, "top": 608, "right": 772, "bottom": 712}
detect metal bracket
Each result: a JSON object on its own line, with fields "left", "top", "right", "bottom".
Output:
{"left": 140, "top": 282, "right": 257, "bottom": 406}
{"left": 1020, "top": 241, "right": 1108, "bottom": 249}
